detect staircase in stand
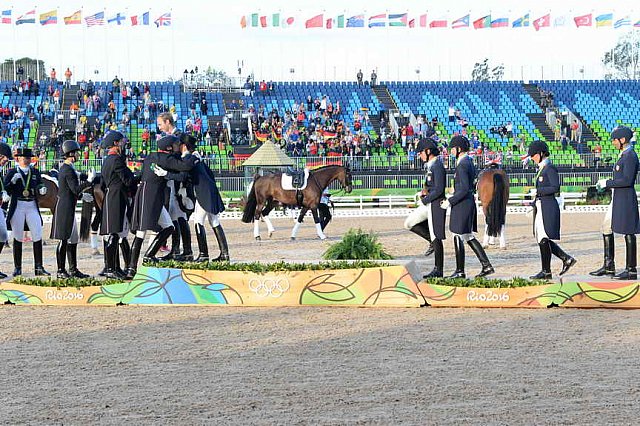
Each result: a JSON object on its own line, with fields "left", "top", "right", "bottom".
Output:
{"left": 61, "top": 84, "right": 80, "bottom": 110}
{"left": 371, "top": 85, "right": 398, "bottom": 133}
{"left": 527, "top": 113, "right": 556, "bottom": 143}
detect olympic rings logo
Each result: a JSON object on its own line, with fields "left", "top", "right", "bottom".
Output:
{"left": 248, "top": 278, "right": 290, "bottom": 298}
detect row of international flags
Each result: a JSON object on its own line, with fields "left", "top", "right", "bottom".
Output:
{"left": 0, "top": 9, "right": 171, "bottom": 28}
{"left": 241, "top": 12, "right": 640, "bottom": 31}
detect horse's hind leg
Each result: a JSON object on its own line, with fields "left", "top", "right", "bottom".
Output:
{"left": 482, "top": 224, "right": 490, "bottom": 248}
{"left": 311, "top": 208, "right": 327, "bottom": 240}
{"left": 261, "top": 201, "right": 276, "bottom": 237}
{"left": 291, "top": 208, "right": 307, "bottom": 240}
{"left": 499, "top": 224, "right": 506, "bottom": 249}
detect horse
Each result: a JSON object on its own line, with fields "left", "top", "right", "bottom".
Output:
{"left": 241, "top": 165, "right": 352, "bottom": 240}
{"left": 477, "top": 164, "right": 509, "bottom": 249}
{"left": 38, "top": 173, "right": 60, "bottom": 214}
{"left": 79, "top": 176, "right": 105, "bottom": 244}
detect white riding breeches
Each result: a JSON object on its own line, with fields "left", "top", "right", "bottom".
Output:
{"left": 0, "top": 208, "right": 7, "bottom": 242}
{"left": 192, "top": 200, "right": 220, "bottom": 227}
{"left": 11, "top": 200, "right": 42, "bottom": 242}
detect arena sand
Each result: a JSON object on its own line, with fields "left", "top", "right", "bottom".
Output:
{"left": 1, "top": 213, "right": 639, "bottom": 424}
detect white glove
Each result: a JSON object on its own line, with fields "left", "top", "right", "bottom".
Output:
{"left": 1, "top": 191, "right": 9, "bottom": 203}
{"left": 440, "top": 200, "right": 450, "bottom": 210}
{"left": 87, "top": 169, "right": 96, "bottom": 183}
{"left": 178, "top": 187, "right": 188, "bottom": 198}
{"left": 192, "top": 151, "right": 202, "bottom": 160}
{"left": 10, "top": 173, "right": 20, "bottom": 184}
{"left": 153, "top": 165, "right": 168, "bottom": 177}
{"left": 82, "top": 192, "right": 94, "bottom": 203}
{"left": 596, "top": 179, "right": 608, "bottom": 190}
{"left": 521, "top": 156, "right": 530, "bottom": 168}
{"left": 39, "top": 186, "right": 47, "bottom": 195}
{"left": 529, "top": 188, "right": 537, "bottom": 197}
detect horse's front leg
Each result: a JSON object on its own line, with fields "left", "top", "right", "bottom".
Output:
{"left": 499, "top": 224, "right": 506, "bottom": 249}
{"left": 261, "top": 201, "right": 276, "bottom": 237}
{"left": 311, "top": 207, "right": 326, "bottom": 240}
{"left": 482, "top": 224, "right": 490, "bottom": 248}
{"left": 291, "top": 207, "right": 307, "bottom": 240}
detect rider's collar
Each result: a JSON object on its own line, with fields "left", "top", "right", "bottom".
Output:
{"left": 18, "top": 165, "right": 30, "bottom": 173}
{"left": 427, "top": 156, "right": 438, "bottom": 167}
{"left": 456, "top": 153, "right": 468, "bottom": 165}
{"left": 538, "top": 158, "right": 550, "bottom": 169}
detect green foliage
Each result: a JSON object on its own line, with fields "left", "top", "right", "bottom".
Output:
{"left": 13, "top": 276, "right": 123, "bottom": 288}
{"left": 424, "top": 276, "right": 551, "bottom": 288}
{"left": 322, "top": 228, "right": 393, "bottom": 260}
{"left": 149, "top": 259, "right": 390, "bottom": 273}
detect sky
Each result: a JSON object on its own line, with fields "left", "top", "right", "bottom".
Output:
{"left": 0, "top": 0, "right": 637, "bottom": 83}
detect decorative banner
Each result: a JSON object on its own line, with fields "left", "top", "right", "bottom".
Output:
{"left": 16, "top": 10, "right": 35, "bottom": 25}
{"left": 1, "top": 10, "right": 11, "bottom": 24}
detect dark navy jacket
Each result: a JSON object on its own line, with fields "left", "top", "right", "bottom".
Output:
{"left": 420, "top": 158, "right": 446, "bottom": 239}
{"left": 535, "top": 160, "right": 560, "bottom": 240}
{"left": 449, "top": 154, "right": 477, "bottom": 234}
{"left": 605, "top": 147, "right": 640, "bottom": 235}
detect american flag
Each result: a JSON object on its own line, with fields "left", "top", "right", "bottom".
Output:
{"left": 154, "top": 12, "right": 171, "bottom": 27}
{"left": 85, "top": 11, "right": 105, "bottom": 27}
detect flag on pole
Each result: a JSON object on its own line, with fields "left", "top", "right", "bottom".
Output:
{"left": 574, "top": 14, "right": 592, "bottom": 27}
{"left": 1, "top": 10, "right": 11, "bottom": 24}
{"left": 451, "top": 15, "right": 469, "bottom": 29}
{"left": 554, "top": 16, "right": 566, "bottom": 27}
{"left": 429, "top": 19, "right": 447, "bottom": 28}
{"left": 388, "top": 13, "right": 407, "bottom": 27}
{"left": 281, "top": 16, "right": 295, "bottom": 28}
{"left": 368, "top": 14, "right": 386, "bottom": 28}
{"left": 85, "top": 11, "right": 105, "bottom": 27}
{"left": 473, "top": 15, "right": 491, "bottom": 29}
{"left": 108, "top": 13, "right": 126, "bottom": 25}
{"left": 346, "top": 15, "right": 364, "bottom": 27}
{"left": 512, "top": 14, "right": 529, "bottom": 27}
{"left": 634, "top": 20, "right": 640, "bottom": 28}
{"left": 533, "top": 14, "right": 550, "bottom": 31}
{"left": 39, "top": 10, "right": 57, "bottom": 25}
{"left": 131, "top": 12, "right": 150, "bottom": 26}
{"left": 240, "top": 16, "right": 247, "bottom": 28}
{"left": 64, "top": 10, "right": 82, "bottom": 25}
{"left": 272, "top": 13, "right": 280, "bottom": 27}
{"left": 259, "top": 15, "right": 267, "bottom": 27}
{"left": 305, "top": 14, "right": 323, "bottom": 28}
{"left": 491, "top": 17, "right": 509, "bottom": 28}
{"left": 16, "top": 10, "right": 36, "bottom": 25}
{"left": 595, "top": 13, "right": 613, "bottom": 27}
{"left": 155, "top": 12, "right": 171, "bottom": 27}
{"left": 614, "top": 17, "right": 630, "bottom": 28}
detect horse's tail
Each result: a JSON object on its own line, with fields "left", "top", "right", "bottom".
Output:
{"left": 79, "top": 191, "right": 94, "bottom": 242}
{"left": 487, "top": 172, "right": 507, "bottom": 237}
{"left": 241, "top": 177, "right": 259, "bottom": 223}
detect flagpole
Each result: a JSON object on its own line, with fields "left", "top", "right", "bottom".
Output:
{"left": 170, "top": 8, "right": 175, "bottom": 79}
{"left": 104, "top": 8, "right": 109, "bottom": 81}
{"left": 35, "top": 5, "right": 40, "bottom": 83}
{"left": 12, "top": 7, "right": 16, "bottom": 81}
{"left": 82, "top": 9, "right": 86, "bottom": 80}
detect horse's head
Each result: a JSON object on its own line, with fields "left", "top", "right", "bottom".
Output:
{"left": 341, "top": 164, "right": 353, "bottom": 193}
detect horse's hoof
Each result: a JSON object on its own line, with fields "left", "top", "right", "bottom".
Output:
{"left": 255, "top": 236, "right": 261, "bottom": 241}
{"left": 268, "top": 232, "right": 273, "bottom": 238}
{"left": 482, "top": 244, "right": 489, "bottom": 249}
{"left": 290, "top": 237, "right": 296, "bottom": 241}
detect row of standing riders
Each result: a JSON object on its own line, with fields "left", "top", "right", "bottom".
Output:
{"left": 405, "top": 126, "right": 638, "bottom": 281}
{"left": 0, "top": 112, "right": 229, "bottom": 280}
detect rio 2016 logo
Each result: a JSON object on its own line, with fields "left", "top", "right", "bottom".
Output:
{"left": 466, "top": 289, "right": 509, "bottom": 303}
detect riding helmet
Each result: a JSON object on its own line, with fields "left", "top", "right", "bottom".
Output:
{"left": 62, "top": 140, "right": 81, "bottom": 157}
{"left": 527, "top": 140, "right": 550, "bottom": 158}
{"left": 15, "top": 147, "right": 33, "bottom": 158}
{"left": 179, "top": 133, "right": 198, "bottom": 151}
{"left": 0, "top": 142, "right": 11, "bottom": 159}
{"left": 449, "top": 135, "right": 470, "bottom": 152}
{"left": 415, "top": 138, "right": 439, "bottom": 154}
{"left": 101, "top": 131, "right": 124, "bottom": 149}
{"left": 611, "top": 126, "right": 633, "bottom": 143}
{"left": 158, "top": 135, "right": 179, "bottom": 152}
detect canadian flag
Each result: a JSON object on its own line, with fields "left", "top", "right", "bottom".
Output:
{"left": 574, "top": 13, "right": 592, "bottom": 27}
{"left": 533, "top": 14, "right": 550, "bottom": 31}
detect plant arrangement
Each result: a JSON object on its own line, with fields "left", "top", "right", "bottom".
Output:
{"left": 423, "top": 276, "right": 551, "bottom": 288}
{"left": 148, "top": 260, "right": 391, "bottom": 272}
{"left": 12, "top": 276, "right": 124, "bottom": 288}
{"left": 323, "top": 228, "right": 393, "bottom": 260}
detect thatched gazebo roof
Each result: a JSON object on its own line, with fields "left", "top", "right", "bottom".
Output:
{"left": 242, "top": 141, "right": 294, "bottom": 166}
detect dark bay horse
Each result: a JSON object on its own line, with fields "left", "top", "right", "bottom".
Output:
{"left": 477, "top": 165, "right": 509, "bottom": 249}
{"left": 241, "top": 165, "right": 352, "bottom": 240}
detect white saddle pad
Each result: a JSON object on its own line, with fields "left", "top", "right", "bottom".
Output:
{"left": 42, "top": 174, "right": 59, "bottom": 187}
{"left": 281, "top": 169, "right": 309, "bottom": 191}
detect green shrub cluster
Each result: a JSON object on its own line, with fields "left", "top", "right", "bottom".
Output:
{"left": 424, "top": 276, "right": 551, "bottom": 288}
{"left": 323, "top": 228, "right": 393, "bottom": 260}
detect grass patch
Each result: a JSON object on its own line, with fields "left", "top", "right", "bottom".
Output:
{"left": 424, "top": 276, "right": 552, "bottom": 288}
{"left": 323, "top": 228, "right": 393, "bottom": 260}
{"left": 12, "top": 276, "right": 123, "bottom": 288}
{"left": 148, "top": 260, "right": 391, "bottom": 273}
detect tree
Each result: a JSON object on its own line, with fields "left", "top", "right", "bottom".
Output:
{"left": 602, "top": 31, "right": 640, "bottom": 80}
{"left": 1, "top": 57, "right": 45, "bottom": 81}
{"left": 471, "top": 58, "right": 504, "bottom": 81}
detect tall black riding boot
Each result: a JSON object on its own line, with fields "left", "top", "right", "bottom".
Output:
{"left": 13, "top": 240, "right": 22, "bottom": 277}
{"left": 614, "top": 234, "right": 637, "bottom": 280}
{"left": 67, "top": 243, "right": 89, "bottom": 278}
{"left": 530, "top": 239, "right": 552, "bottom": 280}
{"left": 423, "top": 238, "right": 444, "bottom": 278}
{"left": 0, "top": 242, "right": 7, "bottom": 279}
{"left": 34, "top": 240, "right": 50, "bottom": 276}
{"left": 468, "top": 238, "right": 495, "bottom": 278}
{"left": 549, "top": 240, "right": 576, "bottom": 276}
{"left": 120, "top": 238, "right": 131, "bottom": 271}
{"left": 124, "top": 237, "right": 144, "bottom": 280}
{"left": 161, "top": 220, "right": 181, "bottom": 261}
{"left": 590, "top": 234, "right": 615, "bottom": 276}
{"left": 56, "top": 240, "right": 70, "bottom": 278}
{"left": 212, "top": 225, "right": 230, "bottom": 261}
{"left": 409, "top": 222, "right": 434, "bottom": 256}
{"left": 144, "top": 227, "right": 175, "bottom": 263}
{"left": 104, "top": 235, "right": 122, "bottom": 279}
{"left": 448, "top": 235, "right": 466, "bottom": 279}
{"left": 174, "top": 217, "right": 193, "bottom": 261}
{"left": 194, "top": 224, "right": 209, "bottom": 262}
{"left": 98, "top": 239, "right": 108, "bottom": 276}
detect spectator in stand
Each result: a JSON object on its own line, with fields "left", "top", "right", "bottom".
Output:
{"left": 357, "top": 69, "right": 363, "bottom": 85}
{"left": 448, "top": 105, "right": 455, "bottom": 122}
{"left": 112, "top": 76, "right": 120, "bottom": 91}
{"left": 370, "top": 70, "right": 377, "bottom": 87}
{"left": 570, "top": 120, "right": 579, "bottom": 143}
{"left": 50, "top": 68, "right": 57, "bottom": 82}
{"left": 64, "top": 68, "right": 72, "bottom": 88}
{"left": 561, "top": 133, "right": 568, "bottom": 151}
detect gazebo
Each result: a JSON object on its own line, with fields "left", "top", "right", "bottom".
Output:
{"left": 242, "top": 141, "right": 295, "bottom": 188}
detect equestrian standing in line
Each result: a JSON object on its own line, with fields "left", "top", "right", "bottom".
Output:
{"left": 0, "top": 143, "right": 13, "bottom": 279}
{"left": 3, "top": 147, "right": 50, "bottom": 276}
{"left": 124, "top": 135, "right": 199, "bottom": 279}
{"left": 404, "top": 138, "right": 446, "bottom": 278}
{"left": 440, "top": 135, "right": 494, "bottom": 278}
{"left": 591, "top": 126, "right": 639, "bottom": 280}
{"left": 100, "top": 131, "right": 137, "bottom": 279}
{"left": 155, "top": 133, "right": 228, "bottom": 262}
{"left": 527, "top": 141, "right": 576, "bottom": 279}
{"left": 50, "top": 140, "right": 95, "bottom": 278}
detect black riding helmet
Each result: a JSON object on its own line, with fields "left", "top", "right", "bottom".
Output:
{"left": 179, "top": 133, "right": 198, "bottom": 151}
{"left": 415, "top": 138, "right": 439, "bottom": 155}
{"left": 0, "top": 142, "right": 11, "bottom": 159}
{"left": 101, "top": 131, "right": 125, "bottom": 150}
{"left": 449, "top": 135, "right": 470, "bottom": 152}
{"left": 611, "top": 126, "right": 633, "bottom": 143}
{"left": 158, "top": 135, "right": 179, "bottom": 152}
{"left": 527, "top": 140, "right": 550, "bottom": 158}
{"left": 15, "top": 147, "right": 33, "bottom": 158}
{"left": 62, "top": 140, "right": 81, "bottom": 157}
